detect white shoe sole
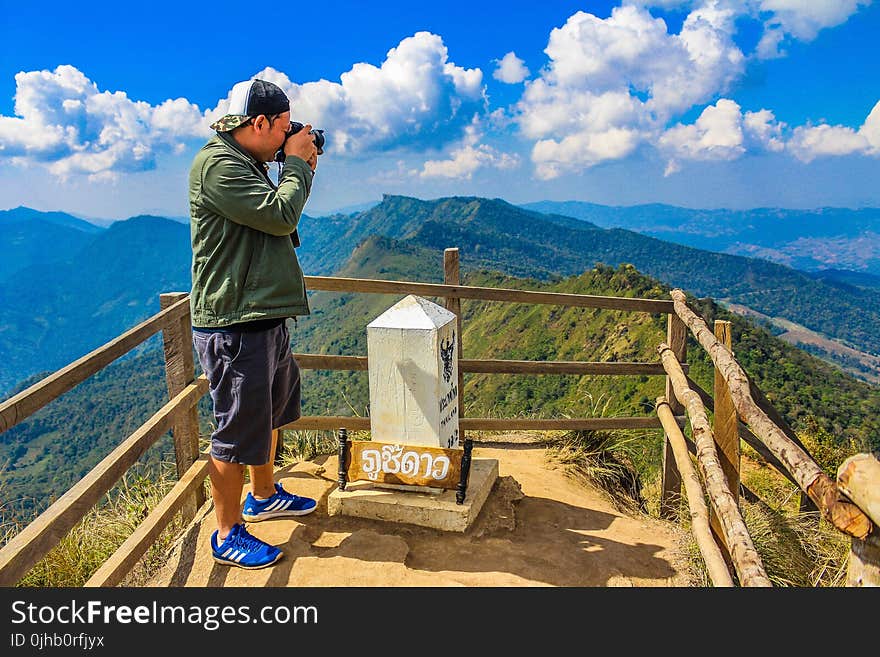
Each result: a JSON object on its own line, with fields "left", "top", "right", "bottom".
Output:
{"left": 212, "top": 551, "right": 283, "bottom": 569}
{"left": 242, "top": 505, "right": 317, "bottom": 522}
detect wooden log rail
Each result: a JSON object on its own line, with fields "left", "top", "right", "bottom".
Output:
{"left": 670, "top": 289, "right": 873, "bottom": 540}
{"left": 684, "top": 376, "right": 798, "bottom": 488}
{"left": 658, "top": 343, "right": 773, "bottom": 586}
{"left": 0, "top": 376, "right": 209, "bottom": 586}
{"left": 282, "top": 416, "right": 674, "bottom": 432}
{"left": 305, "top": 275, "right": 674, "bottom": 313}
{"left": 0, "top": 277, "right": 674, "bottom": 438}
{"left": 294, "top": 353, "right": 680, "bottom": 376}
{"left": 685, "top": 375, "right": 816, "bottom": 517}
{"left": 655, "top": 396, "right": 734, "bottom": 586}
{"left": 85, "top": 451, "right": 211, "bottom": 587}
{"left": 838, "top": 455, "right": 880, "bottom": 528}
{"left": 0, "top": 296, "right": 191, "bottom": 435}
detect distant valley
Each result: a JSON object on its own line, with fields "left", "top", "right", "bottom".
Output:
{"left": 522, "top": 200, "right": 880, "bottom": 276}
{"left": 721, "top": 302, "right": 880, "bottom": 384}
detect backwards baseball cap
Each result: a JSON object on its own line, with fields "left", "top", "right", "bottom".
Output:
{"left": 210, "top": 78, "right": 290, "bottom": 132}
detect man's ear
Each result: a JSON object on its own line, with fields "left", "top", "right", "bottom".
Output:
{"left": 251, "top": 115, "right": 267, "bottom": 131}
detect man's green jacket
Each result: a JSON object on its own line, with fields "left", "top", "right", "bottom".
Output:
{"left": 188, "top": 132, "right": 314, "bottom": 327}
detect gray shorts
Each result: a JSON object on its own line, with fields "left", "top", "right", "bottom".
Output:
{"left": 192, "top": 322, "right": 301, "bottom": 465}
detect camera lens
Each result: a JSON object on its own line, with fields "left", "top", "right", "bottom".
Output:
{"left": 273, "top": 122, "right": 325, "bottom": 162}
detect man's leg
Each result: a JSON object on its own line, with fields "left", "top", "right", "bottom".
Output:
{"left": 248, "top": 429, "right": 280, "bottom": 499}
{"left": 208, "top": 453, "right": 283, "bottom": 569}
{"left": 241, "top": 327, "right": 316, "bottom": 520}
{"left": 209, "top": 456, "right": 245, "bottom": 540}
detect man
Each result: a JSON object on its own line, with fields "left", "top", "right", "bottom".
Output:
{"left": 189, "top": 78, "right": 319, "bottom": 569}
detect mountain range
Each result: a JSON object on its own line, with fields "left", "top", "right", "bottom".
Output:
{"left": 2, "top": 196, "right": 880, "bottom": 397}
{"left": 522, "top": 200, "right": 880, "bottom": 277}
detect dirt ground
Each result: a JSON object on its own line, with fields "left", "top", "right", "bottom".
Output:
{"left": 148, "top": 438, "right": 694, "bottom": 587}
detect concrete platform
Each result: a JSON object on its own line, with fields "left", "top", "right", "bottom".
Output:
{"left": 327, "top": 458, "right": 499, "bottom": 532}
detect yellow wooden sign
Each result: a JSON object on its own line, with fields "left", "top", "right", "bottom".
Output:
{"left": 345, "top": 440, "right": 463, "bottom": 489}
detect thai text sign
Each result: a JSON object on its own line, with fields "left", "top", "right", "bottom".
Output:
{"left": 345, "top": 440, "right": 463, "bottom": 489}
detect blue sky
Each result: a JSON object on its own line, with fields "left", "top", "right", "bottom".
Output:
{"left": 1, "top": 0, "right": 879, "bottom": 219}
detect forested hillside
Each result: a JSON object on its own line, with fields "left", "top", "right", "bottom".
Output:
{"left": 0, "top": 216, "right": 191, "bottom": 393}
{"left": 0, "top": 207, "right": 101, "bottom": 281}
{"left": 300, "top": 195, "right": 880, "bottom": 371}
{"left": 0, "top": 342, "right": 174, "bottom": 519}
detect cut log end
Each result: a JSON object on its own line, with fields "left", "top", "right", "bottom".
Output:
{"left": 808, "top": 474, "right": 873, "bottom": 540}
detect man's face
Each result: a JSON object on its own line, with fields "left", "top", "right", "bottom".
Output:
{"left": 266, "top": 111, "right": 292, "bottom": 152}
{"left": 248, "top": 111, "right": 292, "bottom": 162}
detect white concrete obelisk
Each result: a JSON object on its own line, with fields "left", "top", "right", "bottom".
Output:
{"left": 367, "top": 295, "right": 460, "bottom": 449}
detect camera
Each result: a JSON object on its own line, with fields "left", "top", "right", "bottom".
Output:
{"left": 274, "top": 121, "right": 325, "bottom": 163}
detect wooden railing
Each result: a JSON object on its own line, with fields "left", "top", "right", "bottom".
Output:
{"left": 0, "top": 249, "right": 877, "bottom": 587}
{"left": 0, "top": 293, "right": 207, "bottom": 586}
{"left": 654, "top": 289, "right": 878, "bottom": 586}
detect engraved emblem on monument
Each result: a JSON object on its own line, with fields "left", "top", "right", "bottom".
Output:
{"left": 440, "top": 330, "right": 455, "bottom": 383}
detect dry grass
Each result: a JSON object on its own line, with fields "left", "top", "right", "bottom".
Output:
{"left": 6, "top": 461, "right": 200, "bottom": 587}
{"left": 2, "top": 429, "right": 346, "bottom": 588}
{"left": 547, "top": 428, "right": 647, "bottom": 514}
{"left": 678, "top": 497, "right": 849, "bottom": 587}
{"left": 543, "top": 394, "right": 653, "bottom": 514}
{"left": 540, "top": 405, "right": 855, "bottom": 588}
{"left": 650, "top": 448, "right": 852, "bottom": 587}
{"left": 277, "top": 428, "right": 345, "bottom": 463}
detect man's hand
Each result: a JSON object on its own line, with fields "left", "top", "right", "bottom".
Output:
{"left": 284, "top": 123, "right": 319, "bottom": 171}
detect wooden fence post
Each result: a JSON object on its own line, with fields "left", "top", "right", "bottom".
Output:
{"left": 847, "top": 538, "right": 880, "bottom": 586}
{"left": 444, "top": 248, "right": 465, "bottom": 445}
{"left": 160, "top": 293, "right": 205, "bottom": 521}
{"left": 660, "top": 313, "right": 686, "bottom": 519}
{"left": 711, "top": 320, "right": 739, "bottom": 558}
{"left": 838, "top": 453, "right": 880, "bottom": 586}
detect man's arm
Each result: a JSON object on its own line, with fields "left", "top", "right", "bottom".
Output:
{"left": 199, "top": 155, "right": 313, "bottom": 236}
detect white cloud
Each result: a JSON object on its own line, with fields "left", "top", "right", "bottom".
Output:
{"left": 626, "top": 0, "right": 872, "bottom": 58}
{"left": 0, "top": 65, "right": 209, "bottom": 180}
{"left": 625, "top": 0, "right": 697, "bottom": 8}
{"left": 659, "top": 99, "right": 789, "bottom": 173}
{"left": 514, "top": 4, "right": 744, "bottom": 177}
{"left": 533, "top": 127, "right": 642, "bottom": 180}
{"left": 755, "top": 0, "right": 873, "bottom": 58}
{"left": 0, "top": 32, "right": 485, "bottom": 179}
{"left": 0, "top": 67, "right": 271, "bottom": 180}
{"left": 419, "top": 119, "right": 520, "bottom": 179}
{"left": 493, "top": 52, "right": 530, "bottom": 84}
{"left": 861, "top": 101, "right": 880, "bottom": 153}
{"left": 252, "top": 32, "right": 485, "bottom": 155}
{"left": 743, "top": 108, "right": 786, "bottom": 152}
{"left": 660, "top": 98, "right": 746, "bottom": 163}
{"left": 655, "top": 97, "right": 880, "bottom": 166}
{"left": 788, "top": 100, "right": 880, "bottom": 162}
{"left": 788, "top": 124, "right": 868, "bottom": 162}
{"left": 515, "top": 1, "right": 872, "bottom": 178}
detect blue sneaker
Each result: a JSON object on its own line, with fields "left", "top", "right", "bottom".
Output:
{"left": 210, "top": 523, "right": 282, "bottom": 569}
{"left": 242, "top": 482, "right": 317, "bottom": 521}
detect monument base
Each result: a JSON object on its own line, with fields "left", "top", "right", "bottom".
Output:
{"left": 375, "top": 482, "right": 444, "bottom": 494}
{"left": 327, "top": 458, "right": 498, "bottom": 532}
